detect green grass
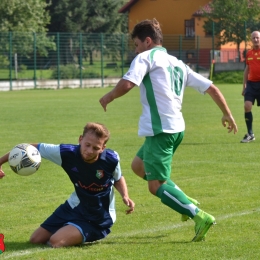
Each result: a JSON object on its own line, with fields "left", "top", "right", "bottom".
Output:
{"left": 0, "top": 84, "right": 259, "bottom": 259}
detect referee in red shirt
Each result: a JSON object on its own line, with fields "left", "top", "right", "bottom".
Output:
{"left": 241, "top": 31, "right": 260, "bottom": 142}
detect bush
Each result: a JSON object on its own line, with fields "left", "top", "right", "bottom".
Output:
{"left": 212, "top": 71, "right": 244, "bottom": 84}
{"left": 51, "top": 64, "right": 100, "bottom": 79}
{"left": 0, "top": 55, "right": 9, "bottom": 68}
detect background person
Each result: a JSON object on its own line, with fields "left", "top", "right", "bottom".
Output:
{"left": 0, "top": 122, "right": 135, "bottom": 247}
{"left": 241, "top": 31, "right": 260, "bottom": 143}
{"left": 99, "top": 18, "right": 237, "bottom": 242}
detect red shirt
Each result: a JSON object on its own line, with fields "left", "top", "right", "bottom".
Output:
{"left": 246, "top": 49, "right": 260, "bottom": 81}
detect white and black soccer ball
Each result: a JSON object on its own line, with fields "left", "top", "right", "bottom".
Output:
{"left": 8, "top": 143, "right": 41, "bottom": 176}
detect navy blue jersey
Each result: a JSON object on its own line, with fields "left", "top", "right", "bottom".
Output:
{"left": 37, "top": 143, "right": 122, "bottom": 229}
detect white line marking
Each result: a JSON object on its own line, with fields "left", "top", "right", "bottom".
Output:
{"left": 108, "top": 207, "right": 260, "bottom": 239}
{"left": 2, "top": 207, "right": 260, "bottom": 259}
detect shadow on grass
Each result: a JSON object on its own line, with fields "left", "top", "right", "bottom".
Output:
{"left": 3, "top": 241, "right": 49, "bottom": 252}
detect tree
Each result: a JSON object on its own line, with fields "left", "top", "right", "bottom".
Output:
{"left": 0, "top": 0, "right": 55, "bottom": 67}
{"left": 47, "top": 0, "right": 127, "bottom": 34}
{"left": 201, "top": 0, "right": 260, "bottom": 61}
{"left": 46, "top": 0, "right": 128, "bottom": 65}
{"left": 0, "top": 0, "right": 51, "bottom": 32}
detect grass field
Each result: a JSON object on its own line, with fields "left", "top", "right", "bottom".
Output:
{"left": 0, "top": 84, "right": 259, "bottom": 259}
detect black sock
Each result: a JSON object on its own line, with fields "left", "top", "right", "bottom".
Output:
{"left": 245, "top": 112, "right": 253, "bottom": 135}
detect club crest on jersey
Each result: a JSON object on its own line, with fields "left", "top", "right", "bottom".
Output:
{"left": 96, "top": 170, "right": 104, "bottom": 179}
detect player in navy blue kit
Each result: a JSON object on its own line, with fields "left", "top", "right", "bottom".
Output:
{"left": 0, "top": 122, "right": 135, "bottom": 248}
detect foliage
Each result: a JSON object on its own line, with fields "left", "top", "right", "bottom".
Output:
{"left": 0, "top": 0, "right": 51, "bottom": 32}
{"left": 0, "top": 1, "right": 56, "bottom": 58}
{"left": 47, "top": 0, "right": 128, "bottom": 65}
{"left": 50, "top": 64, "right": 100, "bottom": 79}
{"left": 0, "top": 55, "right": 9, "bottom": 68}
{"left": 212, "top": 70, "right": 244, "bottom": 84}
{"left": 47, "top": 0, "right": 128, "bottom": 34}
{"left": 0, "top": 86, "right": 260, "bottom": 259}
{"left": 201, "top": 0, "right": 260, "bottom": 60}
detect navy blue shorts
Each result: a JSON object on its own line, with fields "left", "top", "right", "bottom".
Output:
{"left": 245, "top": 81, "right": 260, "bottom": 106}
{"left": 40, "top": 201, "right": 111, "bottom": 243}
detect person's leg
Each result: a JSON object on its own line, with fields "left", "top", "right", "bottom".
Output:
{"left": 241, "top": 81, "right": 255, "bottom": 142}
{"left": 131, "top": 155, "right": 145, "bottom": 179}
{"left": 133, "top": 134, "right": 200, "bottom": 219}
{"left": 30, "top": 227, "right": 52, "bottom": 244}
{"left": 144, "top": 133, "right": 198, "bottom": 218}
{"left": 166, "top": 178, "right": 200, "bottom": 221}
{"left": 148, "top": 180, "right": 199, "bottom": 218}
{"left": 244, "top": 101, "right": 253, "bottom": 134}
{"left": 144, "top": 133, "right": 215, "bottom": 241}
{"left": 48, "top": 225, "right": 83, "bottom": 248}
{"left": 31, "top": 225, "right": 83, "bottom": 248}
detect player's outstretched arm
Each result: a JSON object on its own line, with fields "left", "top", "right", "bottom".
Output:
{"left": 0, "top": 153, "right": 9, "bottom": 179}
{"left": 99, "top": 79, "right": 135, "bottom": 111}
{"left": 114, "top": 176, "right": 135, "bottom": 214}
{"left": 206, "top": 84, "right": 238, "bottom": 134}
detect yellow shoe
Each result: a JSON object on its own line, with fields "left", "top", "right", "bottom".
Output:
{"left": 192, "top": 210, "right": 216, "bottom": 242}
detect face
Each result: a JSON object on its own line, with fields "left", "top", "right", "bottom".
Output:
{"left": 133, "top": 37, "right": 152, "bottom": 54}
{"left": 251, "top": 31, "right": 260, "bottom": 49}
{"left": 79, "top": 132, "right": 106, "bottom": 163}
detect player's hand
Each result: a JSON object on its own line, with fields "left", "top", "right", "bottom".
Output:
{"left": 222, "top": 115, "right": 238, "bottom": 134}
{"left": 0, "top": 166, "right": 5, "bottom": 179}
{"left": 99, "top": 93, "right": 114, "bottom": 112}
{"left": 122, "top": 197, "right": 135, "bottom": 214}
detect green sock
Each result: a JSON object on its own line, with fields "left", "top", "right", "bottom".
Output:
{"left": 167, "top": 179, "right": 194, "bottom": 202}
{"left": 166, "top": 179, "right": 175, "bottom": 187}
{"left": 156, "top": 184, "right": 199, "bottom": 218}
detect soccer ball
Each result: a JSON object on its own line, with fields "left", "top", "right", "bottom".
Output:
{"left": 8, "top": 143, "right": 41, "bottom": 176}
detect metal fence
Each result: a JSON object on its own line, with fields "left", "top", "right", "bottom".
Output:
{"left": 0, "top": 32, "right": 244, "bottom": 91}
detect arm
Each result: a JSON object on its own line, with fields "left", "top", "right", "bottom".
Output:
{"left": 242, "top": 65, "right": 249, "bottom": 96}
{"left": 99, "top": 79, "right": 135, "bottom": 111}
{"left": 206, "top": 84, "right": 238, "bottom": 134}
{"left": 0, "top": 153, "right": 9, "bottom": 179}
{"left": 0, "top": 143, "right": 39, "bottom": 179}
{"left": 113, "top": 176, "right": 135, "bottom": 214}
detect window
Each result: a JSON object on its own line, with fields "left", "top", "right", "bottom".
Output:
{"left": 185, "top": 19, "right": 195, "bottom": 37}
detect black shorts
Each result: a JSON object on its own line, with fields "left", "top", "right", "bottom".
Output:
{"left": 245, "top": 81, "right": 260, "bottom": 106}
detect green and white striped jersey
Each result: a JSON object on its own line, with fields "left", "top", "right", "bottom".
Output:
{"left": 123, "top": 47, "right": 212, "bottom": 136}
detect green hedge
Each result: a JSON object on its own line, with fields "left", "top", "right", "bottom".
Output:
{"left": 212, "top": 71, "right": 244, "bottom": 84}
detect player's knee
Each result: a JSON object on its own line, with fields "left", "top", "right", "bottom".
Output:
{"left": 131, "top": 157, "right": 145, "bottom": 178}
{"left": 148, "top": 185, "right": 158, "bottom": 195}
{"left": 48, "top": 236, "right": 65, "bottom": 248}
{"left": 244, "top": 102, "right": 252, "bottom": 112}
{"left": 29, "top": 234, "right": 43, "bottom": 244}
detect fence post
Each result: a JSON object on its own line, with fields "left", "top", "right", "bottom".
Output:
{"left": 33, "top": 32, "right": 37, "bottom": 89}
{"left": 9, "top": 32, "right": 12, "bottom": 91}
{"left": 57, "top": 32, "right": 60, "bottom": 89}
{"left": 244, "top": 21, "right": 247, "bottom": 67}
{"left": 79, "top": 33, "right": 82, "bottom": 88}
{"left": 121, "top": 34, "right": 125, "bottom": 77}
{"left": 212, "top": 21, "right": 215, "bottom": 62}
{"left": 101, "top": 33, "right": 104, "bottom": 87}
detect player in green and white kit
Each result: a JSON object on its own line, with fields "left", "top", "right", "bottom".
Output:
{"left": 99, "top": 18, "right": 238, "bottom": 242}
